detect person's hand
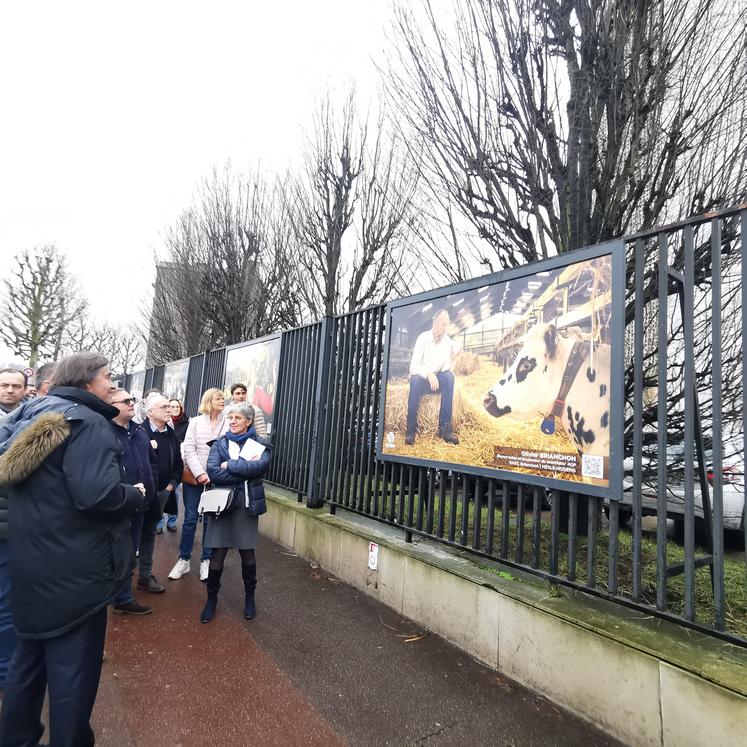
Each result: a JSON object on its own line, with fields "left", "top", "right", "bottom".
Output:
{"left": 220, "top": 461, "right": 228, "bottom": 470}
{"left": 165, "top": 484, "right": 174, "bottom": 492}
{"left": 248, "top": 454, "right": 261, "bottom": 461}
{"left": 196, "top": 473, "right": 210, "bottom": 485}
{"left": 427, "top": 373, "right": 439, "bottom": 391}
{"left": 134, "top": 482, "right": 146, "bottom": 496}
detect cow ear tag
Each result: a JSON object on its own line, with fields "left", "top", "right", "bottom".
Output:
{"left": 541, "top": 415, "right": 556, "bottom": 435}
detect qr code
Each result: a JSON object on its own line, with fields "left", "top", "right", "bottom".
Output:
{"left": 581, "top": 454, "right": 604, "bottom": 479}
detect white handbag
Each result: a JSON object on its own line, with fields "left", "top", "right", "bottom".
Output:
{"left": 197, "top": 487, "right": 233, "bottom": 517}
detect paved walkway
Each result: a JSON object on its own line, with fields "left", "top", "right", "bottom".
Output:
{"left": 91, "top": 523, "right": 620, "bottom": 746}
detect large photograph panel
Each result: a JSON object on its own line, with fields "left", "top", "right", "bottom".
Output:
{"left": 223, "top": 336, "right": 281, "bottom": 435}
{"left": 162, "top": 359, "right": 189, "bottom": 402}
{"left": 379, "top": 249, "right": 621, "bottom": 494}
{"left": 130, "top": 371, "right": 146, "bottom": 400}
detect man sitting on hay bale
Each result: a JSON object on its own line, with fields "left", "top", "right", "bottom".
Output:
{"left": 406, "top": 309, "right": 460, "bottom": 446}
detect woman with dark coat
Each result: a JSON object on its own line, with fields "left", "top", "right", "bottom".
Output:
{"left": 203, "top": 402, "right": 271, "bottom": 623}
{"left": 169, "top": 399, "right": 190, "bottom": 443}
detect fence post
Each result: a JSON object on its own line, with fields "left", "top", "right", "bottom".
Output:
{"left": 306, "top": 316, "right": 334, "bottom": 508}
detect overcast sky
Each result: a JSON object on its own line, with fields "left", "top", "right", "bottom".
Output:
{"left": 0, "top": 0, "right": 393, "bottom": 361}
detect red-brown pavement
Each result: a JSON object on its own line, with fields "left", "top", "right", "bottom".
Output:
{"left": 91, "top": 520, "right": 621, "bottom": 746}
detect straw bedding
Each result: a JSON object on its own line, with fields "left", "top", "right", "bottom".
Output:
{"left": 452, "top": 351, "right": 480, "bottom": 376}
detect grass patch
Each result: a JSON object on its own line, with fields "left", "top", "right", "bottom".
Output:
{"left": 356, "top": 483, "right": 747, "bottom": 640}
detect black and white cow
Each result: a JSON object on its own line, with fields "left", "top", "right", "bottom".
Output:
{"left": 483, "top": 323, "right": 610, "bottom": 456}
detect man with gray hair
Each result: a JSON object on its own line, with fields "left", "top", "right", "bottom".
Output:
{"left": 35, "top": 361, "right": 57, "bottom": 397}
{"left": 138, "top": 393, "right": 183, "bottom": 594}
{"left": 0, "top": 352, "right": 146, "bottom": 746}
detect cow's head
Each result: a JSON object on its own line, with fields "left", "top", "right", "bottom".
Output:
{"left": 483, "top": 323, "right": 567, "bottom": 420}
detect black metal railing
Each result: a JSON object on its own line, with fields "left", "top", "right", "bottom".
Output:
{"left": 127, "top": 205, "right": 746, "bottom": 646}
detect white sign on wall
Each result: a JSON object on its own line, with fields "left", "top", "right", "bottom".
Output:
{"left": 368, "top": 542, "right": 379, "bottom": 571}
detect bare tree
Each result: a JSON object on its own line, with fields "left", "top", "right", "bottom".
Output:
{"left": 63, "top": 318, "right": 144, "bottom": 375}
{"left": 285, "top": 90, "right": 421, "bottom": 317}
{"left": 388, "top": 0, "right": 746, "bottom": 265}
{"left": 0, "top": 245, "right": 88, "bottom": 367}
{"left": 143, "top": 165, "right": 305, "bottom": 364}
{"left": 388, "top": 0, "right": 747, "bottom": 462}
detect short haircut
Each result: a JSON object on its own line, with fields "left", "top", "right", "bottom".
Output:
{"left": 144, "top": 388, "right": 162, "bottom": 398}
{"left": 224, "top": 402, "right": 255, "bottom": 422}
{"left": 198, "top": 387, "right": 224, "bottom": 414}
{"left": 52, "top": 352, "right": 109, "bottom": 389}
{"left": 0, "top": 368, "right": 27, "bottom": 386}
{"left": 36, "top": 362, "right": 57, "bottom": 387}
{"left": 433, "top": 308, "right": 449, "bottom": 322}
{"left": 146, "top": 393, "right": 169, "bottom": 413}
{"left": 230, "top": 383, "right": 247, "bottom": 394}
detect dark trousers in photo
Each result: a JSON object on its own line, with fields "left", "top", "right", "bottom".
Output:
{"left": 406, "top": 371, "right": 455, "bottom": 436}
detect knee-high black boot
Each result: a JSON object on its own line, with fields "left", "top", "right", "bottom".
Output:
{"left": 241, "top": 563, "right": 257, "bottom": 619}
{"left": 200, "top": 568, "right": 223, "bottom": 623}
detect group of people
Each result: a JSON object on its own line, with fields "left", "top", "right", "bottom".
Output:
{"left": 0, "top": 355, "right": 272, "bottom": 746}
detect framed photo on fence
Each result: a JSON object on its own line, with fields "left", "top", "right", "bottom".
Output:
{"left": 376, "top": 240, "right": 625, "bottom": 499}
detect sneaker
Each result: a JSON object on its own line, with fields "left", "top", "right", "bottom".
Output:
{"left": 199, "top": 559, "right": 210, "bottom": 582}
{"left": 112, "top": 601, "right": 152, "bottom": 615}
{"left": 168, "top": 558, "right": 191, "bottom": 580}
{"left": 137, "top": 575, "right": 165, "bottom": 593}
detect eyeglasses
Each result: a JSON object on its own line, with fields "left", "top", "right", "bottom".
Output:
{"left": 112, "top": 398, "right": 136, "bottom": 406}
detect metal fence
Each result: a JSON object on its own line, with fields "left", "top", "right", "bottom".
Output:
{"left": 130, "top": 205, "right": 746, "bottom": 646}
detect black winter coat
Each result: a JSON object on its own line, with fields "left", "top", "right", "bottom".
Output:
{"left": 0, "top": 387, "right": 145, "bottom": 639}
{"left": 109, "top": 420, "right": 157, "bottom": 505}
{"left": 142, "top": 419, "right": 183, "bottom": 514}
{"left": 172, "top": 415, "right": 189, "bottom": 444}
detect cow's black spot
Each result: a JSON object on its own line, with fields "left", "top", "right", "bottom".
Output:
{"left": 515, "top": 357, "right": 536, "bottom": 383}
{"left": 499, "top": 379, "right": 505, "bottom": 386}
{"left": 567, "top": 406, "right": 573, "bottom": 422}
{"left": 599, "top": 384, "right": 607, "bottom": 397}
{"left": 586, "top": 367, "right": 596, "bottom": 383}
{"left": 544, "top": 325, "right": 558, "bottom": 359}
{"left": 569, "top": 414, "right": 596, "bottom": 447}
{"left": 601, "top": 411, "right": 609, "bottom": 428}
{"left": 483, "top": 393, "right": 511, "bottom": 418}
{"left": 543, "top": 365, "right": 548, "bottom": 373}
{"left": 507, "top": 373, "right": 512, "bottom": 382}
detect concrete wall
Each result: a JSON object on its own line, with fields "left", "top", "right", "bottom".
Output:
{"left": 261, "top": 489, "right": 747, "bottom": 746}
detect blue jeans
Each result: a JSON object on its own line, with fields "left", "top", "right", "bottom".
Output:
{"left": 0, "top": 541, "right": 15, "bottom": 688}
{"left": 179, "top": 483, "right": 211, "bottom": 562}
{"left": 113, "top": 512, "right": 144, "bottom": 605}
{"left": 406, "top": 371, "right": 455, "bottom": 436}
{"left": 156, "top": 514, "right": 177, "bottom": 530}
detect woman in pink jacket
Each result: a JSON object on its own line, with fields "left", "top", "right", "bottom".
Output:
{"left": 168, "top": 388, "right": 227, "bottom": 583}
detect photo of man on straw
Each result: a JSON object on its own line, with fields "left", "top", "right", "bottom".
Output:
{"left": 380, "top": 254, "right": 614, "bottom": 488}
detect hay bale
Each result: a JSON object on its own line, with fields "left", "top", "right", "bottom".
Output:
{"left": 452, "top": 351, "right": 480, "bottom": 376}
{"left": 384, "top": 382, "right": 480, "bottom": 437}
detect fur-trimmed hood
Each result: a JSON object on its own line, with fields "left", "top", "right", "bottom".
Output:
{"left": 0, "top": 412, "right": 71, "bottom": 486}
